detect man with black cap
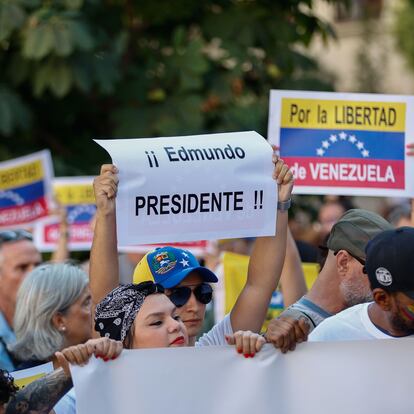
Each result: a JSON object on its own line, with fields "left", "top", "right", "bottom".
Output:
{"left": 309, "top": 227, "right": 414, "bottom": 341}
{"left": 265, "top": 209, "right": 393, "bottom": 352}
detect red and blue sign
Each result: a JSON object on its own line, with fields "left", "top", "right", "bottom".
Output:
{"left": 280, "top": 128, "right": 404, "bottom": 188}
{"left": 0, "top": 151, "right": 53, "bottom": 228}
{"left": 267, "top": 91, "right": 414, "bottom": 196}
{"left": 34, "top": 177, "right": 96, "bottom": 252}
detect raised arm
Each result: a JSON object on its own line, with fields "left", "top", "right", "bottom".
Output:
{"left": 89, "top": 164, "right": 120, "bottom": 305}
{"left": 50, "top": 207, "right": 70, "bottom": 263}
{"left": 230, "top": 152, "right": 293, "bottom": 333}
{"left": 279, "top": 228, "right": 307, "bottom": 307}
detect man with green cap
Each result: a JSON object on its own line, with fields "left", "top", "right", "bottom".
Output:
{"left": 309, "top": 226, "right": 414, "bottom": 341}
{"left": 265, "top": 209, "right": 393, "bottom": 352}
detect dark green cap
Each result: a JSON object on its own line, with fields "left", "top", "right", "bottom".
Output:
{"left": 326, "top": 209, "right": 393, "bottom": 262}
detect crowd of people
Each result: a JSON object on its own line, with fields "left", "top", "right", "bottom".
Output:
{"left": 0, "top": 145, "right": 413, "bottom": 413}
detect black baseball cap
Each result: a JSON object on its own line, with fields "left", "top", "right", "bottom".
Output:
{"left": 365, "top": 227, "right": 414, "bottom": 299}
{"left": 326, "top": 209, "right": 393, "bottom": 262}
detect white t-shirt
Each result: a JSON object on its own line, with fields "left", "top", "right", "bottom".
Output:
{"left": 196, "top": 314, "right": 233, "bottom": 347}
{"left": 53, "top": 315, "right": 233, "bottom": 413}
{"left": 309, "top": 302, "right": 414, "bottom": 342}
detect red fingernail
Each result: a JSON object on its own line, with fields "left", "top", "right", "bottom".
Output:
{"left": 250, "top": 353, "right": 255, "bottom": 358}
{"left": 244, "top": 354, "right": 249, "bottom": 358}
{"left": 112, "top": 356, "right": 117, "bottom": 360}
{"left": 103, "top": 357, "right": 109, "bottom": 362}
{"left": 237, "top": 349, "right": 242, "bottom": 354}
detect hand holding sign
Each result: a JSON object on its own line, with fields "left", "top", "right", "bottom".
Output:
{"left": 55, "top": 337, "right": 123, "bottom": 377}
{"left": 93, "top": 164, "right": 119, "bottom": 216}
{"left": 272, "top": 147, "right": 294, "bottom": 202}
{"left": 225, "top": 330, "right": 266, "bottom": 357}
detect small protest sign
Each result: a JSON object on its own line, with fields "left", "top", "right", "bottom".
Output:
{"left": 96, "top": 132, "right": 277, "bottom": 246}
{"left": 11, "top": 362, "right": 54, "bottom": 389}
{"left": 268, "top": 90, "right": 414, "bottom": 196}
{"left": 0, "top": 150, "right": 54, "bottom": 228}
{"left": 34, "top": 177, "right": 96, "bottom": 252}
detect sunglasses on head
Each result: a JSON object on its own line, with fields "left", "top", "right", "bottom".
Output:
{"left": 167, "top": 283, "right": 213, "bottom": 308}
{"left": 0, "top": 230, "right": 33, "bottom": 246}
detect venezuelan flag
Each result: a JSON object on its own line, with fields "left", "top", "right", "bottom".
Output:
{"left": 279, "top": 98, "right": 406, "bottom": 189}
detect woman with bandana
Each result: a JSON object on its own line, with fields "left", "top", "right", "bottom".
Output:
{"left": 54, "top": 280, "right": 265, "bottom": 414}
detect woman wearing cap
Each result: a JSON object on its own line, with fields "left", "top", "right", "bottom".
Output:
{"left": 90, "top": 149, "right": 294, "bottom": 346}
{"left": 94, "top": 281, "right": 265, "bottom": 356}
{"left": 54, "top": 280, "right": 265, "bottom": 413}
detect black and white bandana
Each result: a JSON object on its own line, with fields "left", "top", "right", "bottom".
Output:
{"left": 95, "top": 281, "right": 164, "bottom": 341}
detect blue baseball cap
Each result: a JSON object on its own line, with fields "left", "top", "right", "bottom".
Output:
{"left": 133, "top": 246, "right": 218, "bottom": 288}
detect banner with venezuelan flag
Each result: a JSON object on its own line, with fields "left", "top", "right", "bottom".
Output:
{"left": 268, "top": 91, "right": 414, "bottom": 197}
{"left": 0, "top": 151, "right": 53, "bottom": 228}
{"left": 34, "top": 177, "right": 96, "bottom": 251}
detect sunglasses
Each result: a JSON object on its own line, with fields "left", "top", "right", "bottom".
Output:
{"left": 0, "top": 230, "right": 33, "bottom": 245}
{"left": 167, "top": 283, "right": 213, "bottom": 308}
{"left": 333, "top": 250, "right": 365, "bottom": 266}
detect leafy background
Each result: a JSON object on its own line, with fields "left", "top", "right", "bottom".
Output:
{"left": 0, "top": 0, "right": 345, "bottom": 175}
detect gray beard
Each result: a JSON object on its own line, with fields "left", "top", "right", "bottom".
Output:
{"left": 340, "top": 279, "right": 373, "bottom": 308}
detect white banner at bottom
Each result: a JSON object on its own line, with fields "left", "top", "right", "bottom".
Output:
{"left": 71, "top": 339, "right": 414, "bottom": 414}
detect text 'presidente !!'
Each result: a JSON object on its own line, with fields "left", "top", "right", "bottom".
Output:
{"left": 137, "top": 143, "right": 252, "bottom": 217}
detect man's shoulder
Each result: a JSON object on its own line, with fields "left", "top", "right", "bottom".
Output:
{"left": 283, "top": 296, "right": 332, "bottom": 329}
{"left": 309, "top": 303, "right": 369, "bottom": 341}
{"left": 331, "top": 303, "right": 367, "bottom": 320}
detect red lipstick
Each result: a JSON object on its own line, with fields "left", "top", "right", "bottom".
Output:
{"left": 170, "top": 336, "right": 185, "bottom": 346}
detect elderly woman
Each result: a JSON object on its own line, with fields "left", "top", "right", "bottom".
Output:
{"left": 11, "top": 263, "right": 92, "bottom": 369}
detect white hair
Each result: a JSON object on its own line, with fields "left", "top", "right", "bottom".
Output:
{"left": 11, "top": 263, "right": 88, "bottom": 362}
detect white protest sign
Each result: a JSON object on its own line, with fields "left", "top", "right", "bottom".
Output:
{"left": 268, "top": 90, "right": 414, "bottom": 197}
{"left": 72, "top": 339, "right": 414, "bottom": 414}
{"left": 95, "top": 132, "right": 277, "bottom": 245}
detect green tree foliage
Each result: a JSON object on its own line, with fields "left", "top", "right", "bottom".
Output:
{"left": 394, "top": 0, "right": 414, "bottom": 73}
{"left": 0, "top": 0, "right": 341, "bottom": 174}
